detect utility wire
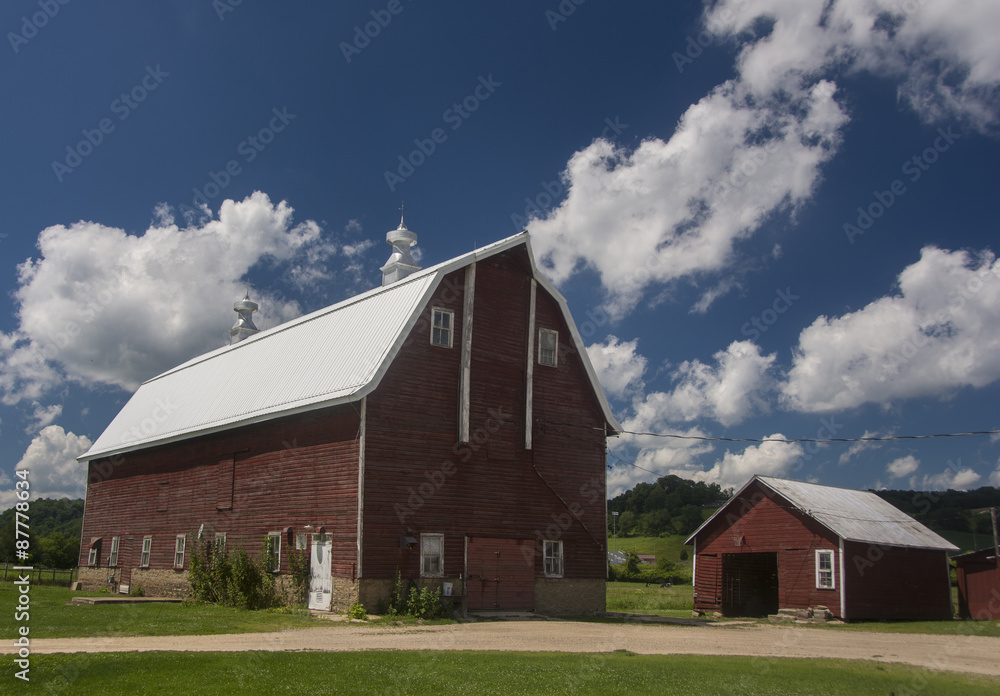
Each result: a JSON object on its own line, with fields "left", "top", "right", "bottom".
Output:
{"left": 539, "top": 419, "right": 1000, "bottom": 444}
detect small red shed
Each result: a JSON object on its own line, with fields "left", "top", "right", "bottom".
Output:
{"left": 954, "top": 548, "right": 1000, "bottom": 620}
{"left": 686, "top": 475, "right": 958, "bottom": 620}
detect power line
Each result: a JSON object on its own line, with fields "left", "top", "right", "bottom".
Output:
{"left": 539, "top": 419, "right": 1000, "bottom": 445}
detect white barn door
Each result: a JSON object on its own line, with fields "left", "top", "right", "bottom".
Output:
{"left": 308, "top": 534, "right": 333, "bottom": 611}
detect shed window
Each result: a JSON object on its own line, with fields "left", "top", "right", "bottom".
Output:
{"left": 174, "top": 535, "right": 187, "bottom": 569}
{"left": 815, "top": 549, "right": 835, "bottom": 589}
{"left": 108, "top": 536, "right": 120, "bottom": 568}
{"left": 266, "top": 532, "right": 281, "bottom": 573}
{"left": 538, "top": 329, "right": 558, "bottom": 367}
{"left": 420, "top": 533, "right": 443, "bottom": 577}
{"left": 431, "top": 308, "right": 454, "bottom": 348}
{"left": 140, "top": 536, "right": 152, "bottom": 568}
{"left": 543, "top": 540, "right": 563, "bottom": 578}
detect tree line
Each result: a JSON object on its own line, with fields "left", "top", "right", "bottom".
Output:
{"left": 0, "top": 498, "right": 84, "bottom": 568}
{"left": 607, "top": 475, "right": 731, "bottom": 538}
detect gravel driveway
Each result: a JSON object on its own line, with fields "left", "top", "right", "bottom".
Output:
{"left": 13, "top": 620, "right": 1000, "bottom": 677}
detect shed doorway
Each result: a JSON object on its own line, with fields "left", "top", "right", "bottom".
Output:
{"left": 721, "top": 552, "right": 779, "bottom": 617}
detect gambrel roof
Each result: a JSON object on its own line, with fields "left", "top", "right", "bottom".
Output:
{"left": 686, "top": 474, "right": 958, "bottom": 551}
{"left": 81, "top": 232, "right": 621, "bottom": 461}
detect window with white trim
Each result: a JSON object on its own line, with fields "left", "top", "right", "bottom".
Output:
{"left": 420, "top": 533, "right": 443, "bottom": 577}
{"left": 538, "top": 328, "right": 558, "bottom": 367}
{"left": 108, "top": 536, "right": 120, "bottom": 567}
{"left": 431, "top": 308, "right": 454, "bottom": 348}
{"left": 815, "top": 549, "right": 835, "bottom": 589}
{"left": 87, "top": 539, "right": 101, "bottom": 567}
{"left": 174, "top": 535, "right": 186, "bottom": 569}
{"left": 266, "top": 532, "right": 281, "bottom": 573}
{"left": 140, "top": 536, "right": 152, "bottom": 568}
{"left": 295, "top": 533, "right": 307, "bottom": 551}
{"left": 214, "top": 532, "right": 227, "bottom": 553}
{"left": 543, "top": 540, "right": 563, "bottom": 578}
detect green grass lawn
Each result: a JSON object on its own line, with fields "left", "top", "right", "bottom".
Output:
{"left": 1, "top": 583, "right": 317, "bottom": 638}
{"left": 605, "top": 581, "right": 693, "bottom": 617}
{"left": 30, "top": 651, "right": 998, "bottom": 695}
{"left": 608, "top": 534, "right": 693, "bottom": 562}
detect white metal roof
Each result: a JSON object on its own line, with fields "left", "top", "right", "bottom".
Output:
{"left": 686, "top": 475, "right": 958, "bottom": 551}
{"left": 81, "top": 232, "right": 622, "bottom": 461}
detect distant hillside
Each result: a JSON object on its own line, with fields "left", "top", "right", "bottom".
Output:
{"left": 607, "top": 475, "right": 731, "bottom": 538}
{"left": 0, "top": 498, "right": 84, "bottom": 568}
{"left": 872, "top": 487, "right": 1000, "bottom": 541}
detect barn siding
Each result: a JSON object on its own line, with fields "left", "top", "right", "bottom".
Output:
{"left": 362, "top": 249, "right": 609, "bottom": 599}
{"left": 842, "top": 541, "right": 952, "bottom": 620}
{"left": 79, "top": 404, "right": 361, "bottom": 590}
{"left": 693, "top": 481, "right": 841, "bottom": 616}
{"left": 955, "top": 551, "right": 1000, "bottom": 620}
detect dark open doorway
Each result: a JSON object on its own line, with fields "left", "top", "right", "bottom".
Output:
{"left": 721, "top": 552, "right": 779, "bottom": 617}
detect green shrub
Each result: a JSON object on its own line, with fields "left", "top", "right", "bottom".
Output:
{"left": 188, "top": 533, "right": 280, "bottom": 610}
{"left": 347, "top": 602, "right": 367, "bottom": 620}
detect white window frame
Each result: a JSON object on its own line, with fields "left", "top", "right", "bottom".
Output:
{"left": 815, "top": 549, "right": 835, "bottom": 589}
{"left": 214, "top": 532, "right": 227, "bottom": 552}
{"left": 543, "top": 539, "right": 563, "bottom": 578}
{"left": 108, "top": 536, "right": 120, "bottom": 568}
{"left": 266, "top": 532, "right": 282, "bottom": 573}
{"left": 538, "top": 328, "right": 558, "bottom": 367}
{"left": 174, "top": 535, "right": 186, "bottom": 569}
{"left": 140, "top": 536, "right": 152, "bottom": 568}
{"left": 295, "top": 533, "right": 307, "bottom": 551}
{"left": 431, "top": 308, "right": 454, "bottom": 348}
{"left": 420, "top": 533, "right": 444, "bottom": 577}
{"left": 88, "top": 540, "right": 100, "bottom": 567}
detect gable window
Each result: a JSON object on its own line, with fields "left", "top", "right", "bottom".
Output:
{"left": 108, "top": 536, "right": 120, "bottom": 568}
{"left": 174, "top": 535, "right": 187, "bottom": 569}
{"left": 266, "top": 532, "right": 281, "bottom": 573}
{"left": 538, "top": 329, "right": 558, "bottom": 367}
{"left": 431, "top": 308, "right": 454, "bottom": 348}
{"left": 543, "top": 540, "right": 563, "bottom": 578}
{"left": 420, "top": 533, "right": 443, "bottom": 577}
{"left": 87, "top": 538, "right": 101, "bottom": 567}
{"left": 815, "top": 549, "right": 835, "bottom": 589}
{"left": 140, "top": 536, "right": 152, "bottom": 568}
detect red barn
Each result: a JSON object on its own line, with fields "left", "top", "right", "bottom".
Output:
{"left": 686, "top": 475, "right": 957, "bottom": 620}
{"left": 954, "top": 548, "right": 1000, "bottom": 620}
{"left": 77, "top": 227, "right": 620, "bottom": 614}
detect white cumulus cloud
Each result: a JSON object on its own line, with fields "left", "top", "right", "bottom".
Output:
{"left": 671, "top": 435, "right": 805, "bottom": 492}
{"left": 12, "top": 425, "right": 93, "bottom": 502}
{"left": 586, "top": 336, "right": 647, "bottom": 400}
{"left": 912, "top": 465, "right": 981, "bottom": 491}
{"left": 886, "top": 454, "right": 920, "bottom": 479}
{"left": 782, "top": 247, "right": 1000, "bottom": 412}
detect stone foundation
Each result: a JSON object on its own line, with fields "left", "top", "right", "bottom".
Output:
{"left": 77, "top": 567, "right": 191, "bottom": 598}
{"left": 534, "top": 577, "right": 605, "bottom": 615}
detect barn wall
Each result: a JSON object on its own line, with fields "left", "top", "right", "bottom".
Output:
{"left": 843, "top": 541, "right": 953, "bottom": 620}
{"left": 956, "top": 553, "right": 1000, "bottom": 620}
{"left": 79, "top": 404, "right": 361, "bottom": 595}
{"left": 362, "top": 248, "right": 609, "bottom": 612}
{"left": 693, "top": 482, "right": 841, "bottom": 616}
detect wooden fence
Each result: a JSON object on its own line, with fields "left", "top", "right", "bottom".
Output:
{"left": 1, "top": 564, "right": 77, "bottom": 586}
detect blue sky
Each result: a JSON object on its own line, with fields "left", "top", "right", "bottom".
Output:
{"left": 2, "top": 1, "right": 999, "bottom": 507}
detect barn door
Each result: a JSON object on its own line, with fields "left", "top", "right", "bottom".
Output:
{"left": 466, "top": 537, "right": 534, "bottom": 611}
{"left": 721, "top": 552, "right": 779, "bottom": 617}
{"left": 308, "top": 534, "right": 332, "bottom": 611}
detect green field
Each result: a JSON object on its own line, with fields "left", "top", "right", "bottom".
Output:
{"left": 28, "top": 651, "right": 998, "bottom": 695}
{"left": 606, "top": 581, "right": 693, "bottom": 616}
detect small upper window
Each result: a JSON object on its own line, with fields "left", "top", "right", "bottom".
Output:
{"left": 108, "top": 536, "right": 120, "bottom": 568}
{"left": 174, "top": 535, "right": 186, "bottom": 569}
{"left": 431, "top": 308, "right": 454, "bottom": 348}
{"left": 539, "top": 329, "right": 558, "bottom": 367}
{"left": 266, "top": 532, "right": 282, "bottom": 573}
{"left": 543, "top": 540, "right": 563, "bottom": 578}
{"left": 815, "top": 549, "right": 835, "bottom": 589}
{"left": 420, "top": 533, "right": 443, "bottom": 577}
{"left": 140, "top": 536, "right": 152, "bottom": 568}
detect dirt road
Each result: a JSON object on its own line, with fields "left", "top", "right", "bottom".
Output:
{"left": 14, "top": 620, "right": 1000, "bottom": 677}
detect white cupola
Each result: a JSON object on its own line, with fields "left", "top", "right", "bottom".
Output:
{"left": 380, "top": 211, "right": 420, "bottom": 286}
{"left": 229, "top": 291, "right": 259, "bottom": 344}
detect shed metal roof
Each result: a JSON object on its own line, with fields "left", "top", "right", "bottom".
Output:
{"left": 81, "top": 232, "right": 621, "bottom": 461}
{"left": 686, "top": 475, "right": 959, "bottom": 551}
